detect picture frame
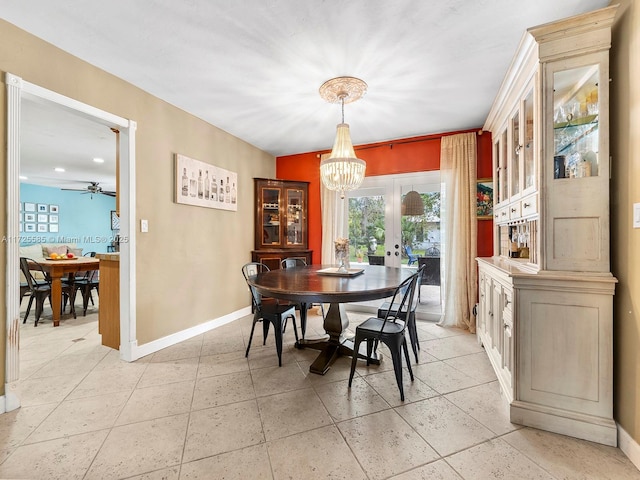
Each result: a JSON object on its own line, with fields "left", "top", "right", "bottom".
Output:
{"left": 50, "top": 205, "right": 59, "bottom": 213}
{"left": 477, "top": 178, "right": 494, "bottom": 220}
{"left": 37, "top": 214, "right": 48, "bottom": 223}
{"left": 24, "top": 202, "right": 36, "bottom": 212}
{"left": 19, "top": 223, "right": 23, "bottom": 232}
{"left": 49, "top": 224, "right": 59, "bottom": 233}
{"left": 37, "top": 224, "right": 48, "bottom": 233}
{"left": 37, "top": 204, "right": 48, "bottom": 212}
{"left": 25, "top": 223, "right": 36, "bottom": 232}
{"left": 24, "top": 213, "right": 36, "bottom": 222}
{"left": 49, "top": 215, "right": 59, "bottom": 224}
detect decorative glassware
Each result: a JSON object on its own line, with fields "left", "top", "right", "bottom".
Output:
{"left": 334, "top": 237, "right": 349, "bottom": 273}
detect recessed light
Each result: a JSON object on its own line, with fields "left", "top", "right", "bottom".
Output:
{"left": 93, "top": 157, "right": 105, "bottom": 163}
{"left": 19, "top": 175, "right": 27, "bottom": 180}
{"left": 54, "top": 167, "right": 65, "bottom": 172}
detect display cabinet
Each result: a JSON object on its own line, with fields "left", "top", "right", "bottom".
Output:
{"left": 478, "top": 5, "right": 618, "bottom": 447}
{"left": 252, "top": 178, "right": 311, "bottom": 270}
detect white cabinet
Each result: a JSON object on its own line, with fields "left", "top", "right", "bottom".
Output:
{"left": 478, "top": 5, "right": 618, "bottom": 447}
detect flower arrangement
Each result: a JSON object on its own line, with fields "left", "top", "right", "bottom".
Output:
{"left": 334, "top": 237, "right": 350, "bottom": 271}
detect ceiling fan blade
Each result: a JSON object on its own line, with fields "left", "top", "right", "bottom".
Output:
{"left": 102, "top": 191, "right": 117, "bottom": 197}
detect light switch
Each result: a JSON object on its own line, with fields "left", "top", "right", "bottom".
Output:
{"left": 140, "top": 219, "right": 149, "bottom": 233}
{"left": 634, "top": 203, "right": 640, "bottom": 229}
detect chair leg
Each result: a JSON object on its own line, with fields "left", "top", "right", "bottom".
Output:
{"left": 290, "top": 315, "right": 299, "bottom": 344}
{"left": 23, "top": 294, "right": 35, "bottom": 324}
{"left": 402, "top": 338, "right": 414, "bottom": 382}
{"left": 273, "top": 318, "right": 284, "bottom": 367}
{"left": 407, "top": 313, "right": 420, "bottom": 363}
{"left": 348, "top": 334, "right": 363, "bottom": 388}
{"left": 388, "top": 338, "right": 405, "bottom": 401}
{"left": 245, "top": 318, "right": 258, "bottom": 358}
{"left": 34, "top": 293, "right": 47, "bottom": 327}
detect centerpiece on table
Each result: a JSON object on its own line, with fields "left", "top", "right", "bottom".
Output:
{"left": 334, "top": 237, "right": 350, "bottom": 273}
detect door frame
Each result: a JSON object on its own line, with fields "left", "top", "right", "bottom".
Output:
{"left": 3, "top": 72, "right": 137, "bottom": 412}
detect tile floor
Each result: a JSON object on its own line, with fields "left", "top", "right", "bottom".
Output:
{"left": 1, "top": 303, "right": 639, "bottom": 479}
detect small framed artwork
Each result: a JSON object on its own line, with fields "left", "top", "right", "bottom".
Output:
{"left": 477, "top": 178, "right": 494, "bottom": 220}
{"left": 24, "top": 202, "right": 36, "bottom": 212}
{"left": 49, "top": 205, "right": 59, "bottom": 213}
{"left": 19, "top": 223, "right": 23, "bottom": 232}
{"left": 49, "top": 224, "right": 59, "bottom": 233}
{"left": 37, "top": 224, "right": 48, "bottom": 232}
{"left": 37, "top": 214, "right": 48, "bottom": 223}
{"left": 25, "top": 223, "right": 36, "bottom": 232}
{"left": 37, "top": 204, "right": 48, "bottom": 213}
{"left": 24, "top": 213, "right": 36, "bottom": 222}
{"left": 49, "top": 215, "right": 59, "bottom": 224}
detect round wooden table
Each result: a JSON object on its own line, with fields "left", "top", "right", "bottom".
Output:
{"left": 247, "top": 264, "right": 413, "bottom": 374}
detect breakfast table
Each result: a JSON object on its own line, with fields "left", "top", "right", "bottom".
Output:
{"left": 246, "top": 264, "right": 413, "bottom": 374}
{"left": 28, "top": 257, "right": 100, "bottom": 326}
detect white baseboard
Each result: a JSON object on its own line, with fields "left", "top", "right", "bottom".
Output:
{"left": 130, "top": 306, "right": 252, "bottom": 360}
{"left": 0, "top": 394, "right": 4, "bottom": 414}
{"left": 618, "top": 423, "right": 640, "bottom": 471}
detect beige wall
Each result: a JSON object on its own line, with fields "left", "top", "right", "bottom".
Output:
{"left": 611, "top": 0, "right": 640, "bottom": 443}
{"left": 0, "top": 20, "right": 275, "bottom": 395}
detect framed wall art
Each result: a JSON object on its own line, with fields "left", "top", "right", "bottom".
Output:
{"left": 37, "top": 204, "right": 48, "bottom": 213}
{"left": 477, "top": 178, "right": 494, "bottom": 220}
{"left": 175, "top": 153, "right": 238, "bottom": 212}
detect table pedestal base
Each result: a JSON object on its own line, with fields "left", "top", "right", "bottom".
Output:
{"left": 295, "top": 303, "right": 381, "bottom": 375}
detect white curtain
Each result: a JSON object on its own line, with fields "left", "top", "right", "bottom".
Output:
{"left": 320, "top": 153, "right": 348, "bottom": 265}
{"left": 439, "top": 132, "right": 477, "bottom": 332}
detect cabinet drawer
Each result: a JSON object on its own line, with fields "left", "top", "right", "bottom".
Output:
{"left": 509, "top": 202, "right": 522, "bottom": 221}
{"left": 495, "top": 205, "right": 509, "bottom": 224}
{"left": 521, "top": 194, "right": 538, "bottom": 218}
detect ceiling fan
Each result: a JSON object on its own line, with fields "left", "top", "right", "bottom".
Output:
{"left": 62, "top": 181, "right": 116, "bottom": 198}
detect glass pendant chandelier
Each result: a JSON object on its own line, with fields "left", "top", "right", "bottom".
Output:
{"left": 319, "top": 77, "right": 367, "bottom": 199}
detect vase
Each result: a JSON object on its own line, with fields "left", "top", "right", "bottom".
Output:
{"left": 335, "top": 249, "right": 348, "bottom": 273}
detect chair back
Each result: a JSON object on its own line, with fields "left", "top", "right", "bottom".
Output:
{"left": 404, "top": 245, "right": 413, "bottom": 256}
{"left": 20, "top": 257, "right": 48, "bottom": 291}
{"left": 281, "top": 257, "right": 306, "bottom": 269}
{"left": 242, "top": 262, "right": 270, "bottom": 310}
{"left": 380, "top": 269, "right": 422, "bottom": 329}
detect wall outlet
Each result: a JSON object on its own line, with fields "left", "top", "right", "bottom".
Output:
{"left": 141, "top": 219, "right": 149, "bottom": 233}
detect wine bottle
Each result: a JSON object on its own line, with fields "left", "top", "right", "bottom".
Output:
{"left": 181, "top": 168, "right": 189, "bottom": 196}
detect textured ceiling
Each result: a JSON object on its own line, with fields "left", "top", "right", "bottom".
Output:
{"left": 3, "top": 0, "right": 609, "bottom": 189}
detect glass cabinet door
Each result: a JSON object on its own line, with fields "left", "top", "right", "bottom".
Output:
{"left": 260, "top": 187, "right": 281, "bottom": 247}
{"left": 523, "top": 89, "right": 535, "bottom": 191}
{"left": 497, "top": 130, "right": 508, "bottom": 205}
{"left": 285, "top": 188, "right": 305, "bottom": 247}
{"left": 510, "top": 109, "right": 521, "bottom": 198}
{"left": 552, "top": 64, "right": 599, "bottom": 179}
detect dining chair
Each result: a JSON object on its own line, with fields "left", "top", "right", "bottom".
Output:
{"left": 280, "top": 257, "right": 325, "bottom": 333}
{"left": 376, "top": 264, "right": 425, "bottom": 363}
{"left": 70, "top": 251, "right": 99, "bottom": 315}
{"left": 348, "top": 268, "right": 421, "bottom": 401}
{"left": 20, "top": 257, "right": 76, "bottom": 326}
{"left": 242, "top": 262, "right": 299, "bottom": 366}
{"left": 417, "top": 255, "right": 440, "bottom": 302}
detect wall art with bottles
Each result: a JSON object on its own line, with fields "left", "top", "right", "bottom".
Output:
{"left": 174, "top": 153, "right": 238, "bottom": 211}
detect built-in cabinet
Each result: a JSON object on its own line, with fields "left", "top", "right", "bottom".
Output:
{"left": 478, "top": 5, "right": 618, "bottom": 446}
{"left": 252, "top": 178, "right": 311, "bottom": 270}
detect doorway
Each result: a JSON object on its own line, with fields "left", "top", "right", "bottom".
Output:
{"left": 4, "top": 72, "right": 137, "bottom": 412}
{"left": 345, "top": 171, "right": 443, "bottom": 320}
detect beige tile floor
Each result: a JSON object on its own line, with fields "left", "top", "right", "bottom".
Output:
{"left": 2, "top": 300, "right": 639, "bottom": 480}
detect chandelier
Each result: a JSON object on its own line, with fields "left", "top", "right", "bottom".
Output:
{"left": 319, "top": 76, "right": 367, "bottom": 198}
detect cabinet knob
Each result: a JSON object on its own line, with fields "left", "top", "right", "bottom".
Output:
{"left": 505, "top": 298, "right": 511, "bottom": 307}
{"left": 523, "top": 203, "right": 531, "bottom": 208}
{"left": 515, "top": 144, "right": 523, "bottom": 155}
{"left": 501, "top": 211, "right": 507, "bottom": 216}
{"left": 511, "top": 208, "right": 516, "bottom": 213}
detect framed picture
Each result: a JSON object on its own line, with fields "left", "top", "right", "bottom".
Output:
{"left": 24, "top": 213, "right": 36, "bottom": 222}
{"left": 37, "top": 214, "right": 48, "bottom": 223}
{"left": 19, "top": 223, "right": 23, "bottom": 232}
{"left": 49, "top": 215, "right": 59, "bottom": 224}
{"left": 25, "top": 223, "right": 36, "bottom": 232}
{"left": 24, "top": 202, "right": 36, "bottom": 212}
{"left": 37, "top": 204, "right": 48, "bottom": 212}
{"left": 37, "top": 224, "right": 47, "bottom": 232}
{"left": 49, "top": 224, "right": 59, "bottom": 233}
{"left": 477, "top": 178, "right": 494, "bottom": 220}
{"left": 50, "top": 204, "right": 59, "bottom": 213}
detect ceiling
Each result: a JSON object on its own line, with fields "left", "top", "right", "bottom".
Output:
{"left": 3, "top": 0, "right": 609, "bottom": 190}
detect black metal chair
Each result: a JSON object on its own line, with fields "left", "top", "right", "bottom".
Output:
{"left": 71, "top": 251, "right": 99, "bottom": 315}
{"left": 377, "top": 264, "right": 425, "bottom": 363}
{"left": 20, "top": 257, "right": 76, "bottom": 326}
{"left": 242, "top": 262, "right": 299, "bottom": 366}
{"left": 280, "top": 258, "right": 325, "bottom": 336}
{"left": 349, "top": 269, "right": 421, "bottom": 401}
{"left": 417, "top": 255, "right": 440, "bottom": 302}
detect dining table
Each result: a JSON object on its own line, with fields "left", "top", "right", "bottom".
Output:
{"left": 247, "top": 264, "right": 413, "bottom": 374}
{"left": 28, "top": 257, "right": 100, "bottom": 327}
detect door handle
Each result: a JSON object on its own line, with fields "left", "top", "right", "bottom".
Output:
{"left": 395, "top": 251, "right": 399, "bottom": 256}
{"left": 395, "top": 244, "right": 400, "bottom": 249}
{"left": 386, "top": 251, "right": 391, "bottom": 256}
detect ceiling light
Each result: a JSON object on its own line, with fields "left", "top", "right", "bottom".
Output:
{"left": 54, "top": 167, "right": 65, "bottom": 172}
{"left": 93, "top": 157, "right": 105, "bottom": 163}
{"left": 319, "top": 76, "right": 367, "bottom": 199}
{"left": 402, "top": 190, "right": 425, "bottom": 216}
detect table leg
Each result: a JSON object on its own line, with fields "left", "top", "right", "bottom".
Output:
{"left": 50, "top": 275, "right": 62, "bottom": 327}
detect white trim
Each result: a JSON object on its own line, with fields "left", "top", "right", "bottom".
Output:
{"left": 130, "top": 307, "right": 252, "bottom": 360}
{"left": 618, "top": 424, "right": 640, "bottom": 471}
{"left": 4, "top": 73, "right": 137, "bottom": 407}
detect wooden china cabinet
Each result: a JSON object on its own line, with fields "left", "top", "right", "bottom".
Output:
{"left": 252, "top": 178, "right": 312, "bottom": 270}
{"left": 477, "top": 5, "right": 618, "bottom": 446}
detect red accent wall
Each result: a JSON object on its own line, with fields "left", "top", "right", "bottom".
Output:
{"left": 276, "top": 129, "right": 493, "bottom": 263}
